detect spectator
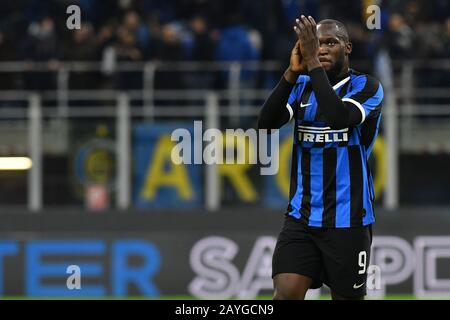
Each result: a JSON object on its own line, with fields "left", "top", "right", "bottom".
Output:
{"left": 189, "top": 16, "right": 215, "bottom": 61}
{"left": 438, "top": 18, "right": 450, "bottom": 104}
{"left": 443, "top": 18, "right": 450, "bottom": 58}
{"left": 214, "top": 15, "right": 260, "bottom": 88}
{"left": 0, "top": 30, "right": 18, "bottom": 90}
{"left": 154, "top": 23, "right": 185, "bottom": 90}
{"left": 22, "top": 16, "right": 60, "bottom": 91}
{"left": 115, "top": 27, "right": 143, "bottom": 62}
{"left": 346, "top": 23, "right": 373, "bottom": 74}
{"left": 144, "top": 12, "right": 164, "bottom": 60}
{"left": 122, "top": 10, "right": 151, "bottom": 57}
{"left": 155, "top": 23, "right": 186, "bottom": 62}
{"left": 97, "top": 19, "right": 118, "bottom": 54}
{"left": 23, "top": 16, "right": 59, "bottom": 61}
{"left": 114, "top": 26, "right": 143, "bottom": 90}
{"left": 215, "top": 18, "right": 259, "bottom": 63}
{"left": 384, "top": 13, "right": 416, "bottom": 60}
{"left": 64, "top": 23, "right": 99, "bottom": 90}
{"left": 183, "top": 16, "right": 216, "bottom": 90}
{"left": 0, "top": 0, "right": 446, "bottom": 98}
{"left": 415, "top": 22, "right": 444, "bottom": 59}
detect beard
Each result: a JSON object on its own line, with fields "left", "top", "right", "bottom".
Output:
{"left": 325, "top": 53, "right": 346, "bottom": 82}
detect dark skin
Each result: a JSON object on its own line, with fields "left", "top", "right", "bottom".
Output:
{"left": 275, "top": 16, "right": 363, "bottom": 301}
{"left": 284, "top": 16, "right": 352, "bottom": 84}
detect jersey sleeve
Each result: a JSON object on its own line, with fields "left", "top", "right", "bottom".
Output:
{"left": 341, "top": 75, "right": 384, "bottom": 125}
{"left": 286, "top": 77, "right": 305, "bottom": 121}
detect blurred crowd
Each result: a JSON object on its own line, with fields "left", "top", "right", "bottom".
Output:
{"left": 0, "top": 0, "right": 449, "bottom": 91}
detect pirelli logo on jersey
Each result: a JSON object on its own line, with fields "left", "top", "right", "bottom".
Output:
{"left": 297, "top": 125, "right": 349, "bottom": 143}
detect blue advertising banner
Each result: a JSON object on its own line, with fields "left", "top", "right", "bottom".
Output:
{"left": 1, "top": 207, "right": 449, "bottom": 298}
{"left": 133, "top": 123, "right": 202, "bottom": 209}
{"left": 0, "top": 238, "right": 161, "bottom": 297}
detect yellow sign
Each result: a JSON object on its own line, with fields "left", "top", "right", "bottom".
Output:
{"left": 141, "top": 136, "right": 194, "bottom": 200}
{"left": 138, "top": 132, "right": 386, "bottom": 205}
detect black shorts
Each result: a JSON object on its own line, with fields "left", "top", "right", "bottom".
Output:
{"left": 272, "top": 215, "right": 373, "bottom": 298}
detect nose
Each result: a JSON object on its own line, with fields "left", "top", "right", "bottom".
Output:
{"left": 318, "top": 45, "right": 329, "bottom": 55}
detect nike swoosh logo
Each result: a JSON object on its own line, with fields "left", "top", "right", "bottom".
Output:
{"left": 300, "top": 103, "right": 312, "bottom": 108}
{"left": 353, "top": 282, "right": 365, "bottom": 289}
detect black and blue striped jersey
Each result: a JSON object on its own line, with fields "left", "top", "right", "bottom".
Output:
{"left": 285, "top": 69, "right": 384, "bottom": 228}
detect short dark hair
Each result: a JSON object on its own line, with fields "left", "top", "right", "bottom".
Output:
{"left": 318, "top": 19, "right": 350, "bottom": 42}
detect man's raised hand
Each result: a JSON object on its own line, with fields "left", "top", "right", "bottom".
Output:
{"left": 284, "top": 40, "right": 306, "bottom": 83}
{"left": 294, "top": 15, "right": 321, "bottom": 70}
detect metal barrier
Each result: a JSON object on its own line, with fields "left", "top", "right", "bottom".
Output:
{"left": 0, "top": 91, "right": 223, "bottom": 212}
{"left": 0, "top": 58, "right": 448, "bottom": 211}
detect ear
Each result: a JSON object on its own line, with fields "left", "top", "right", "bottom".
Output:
{"left": 345, "top": 42, "right": 352, "bottom": 55}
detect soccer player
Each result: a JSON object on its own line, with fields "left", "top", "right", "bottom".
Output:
{"left": 258, "top": 16, "right": 384, "bottom": 300}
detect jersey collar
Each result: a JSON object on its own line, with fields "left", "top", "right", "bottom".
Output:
{"left": 331, "top": 69, "right": 351, "bottom": 90}
{"left": 332, "top": 75, "right": 351, "bottom": 90}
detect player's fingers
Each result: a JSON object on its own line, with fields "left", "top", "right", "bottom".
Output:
{"left": 293, "top": 25, "right": 301, "bottom": 39}
{"left": 300, "top": 15, "right": 312, "bottom": 37}
{"left": 295, "top": 18, "right": 306, "bottom": 40}
{"left": 294, "top": 18, "right": 301, "bottom": 35}
{"left": 309, "top": 16, "right": 317, "bottom": 28}
{"left": 308, "top": 16, "right": 317, "bottom": 35}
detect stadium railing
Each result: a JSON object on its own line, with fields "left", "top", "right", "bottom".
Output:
{"left": 0, "top": 58, "right": 448, "bottom": 212}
